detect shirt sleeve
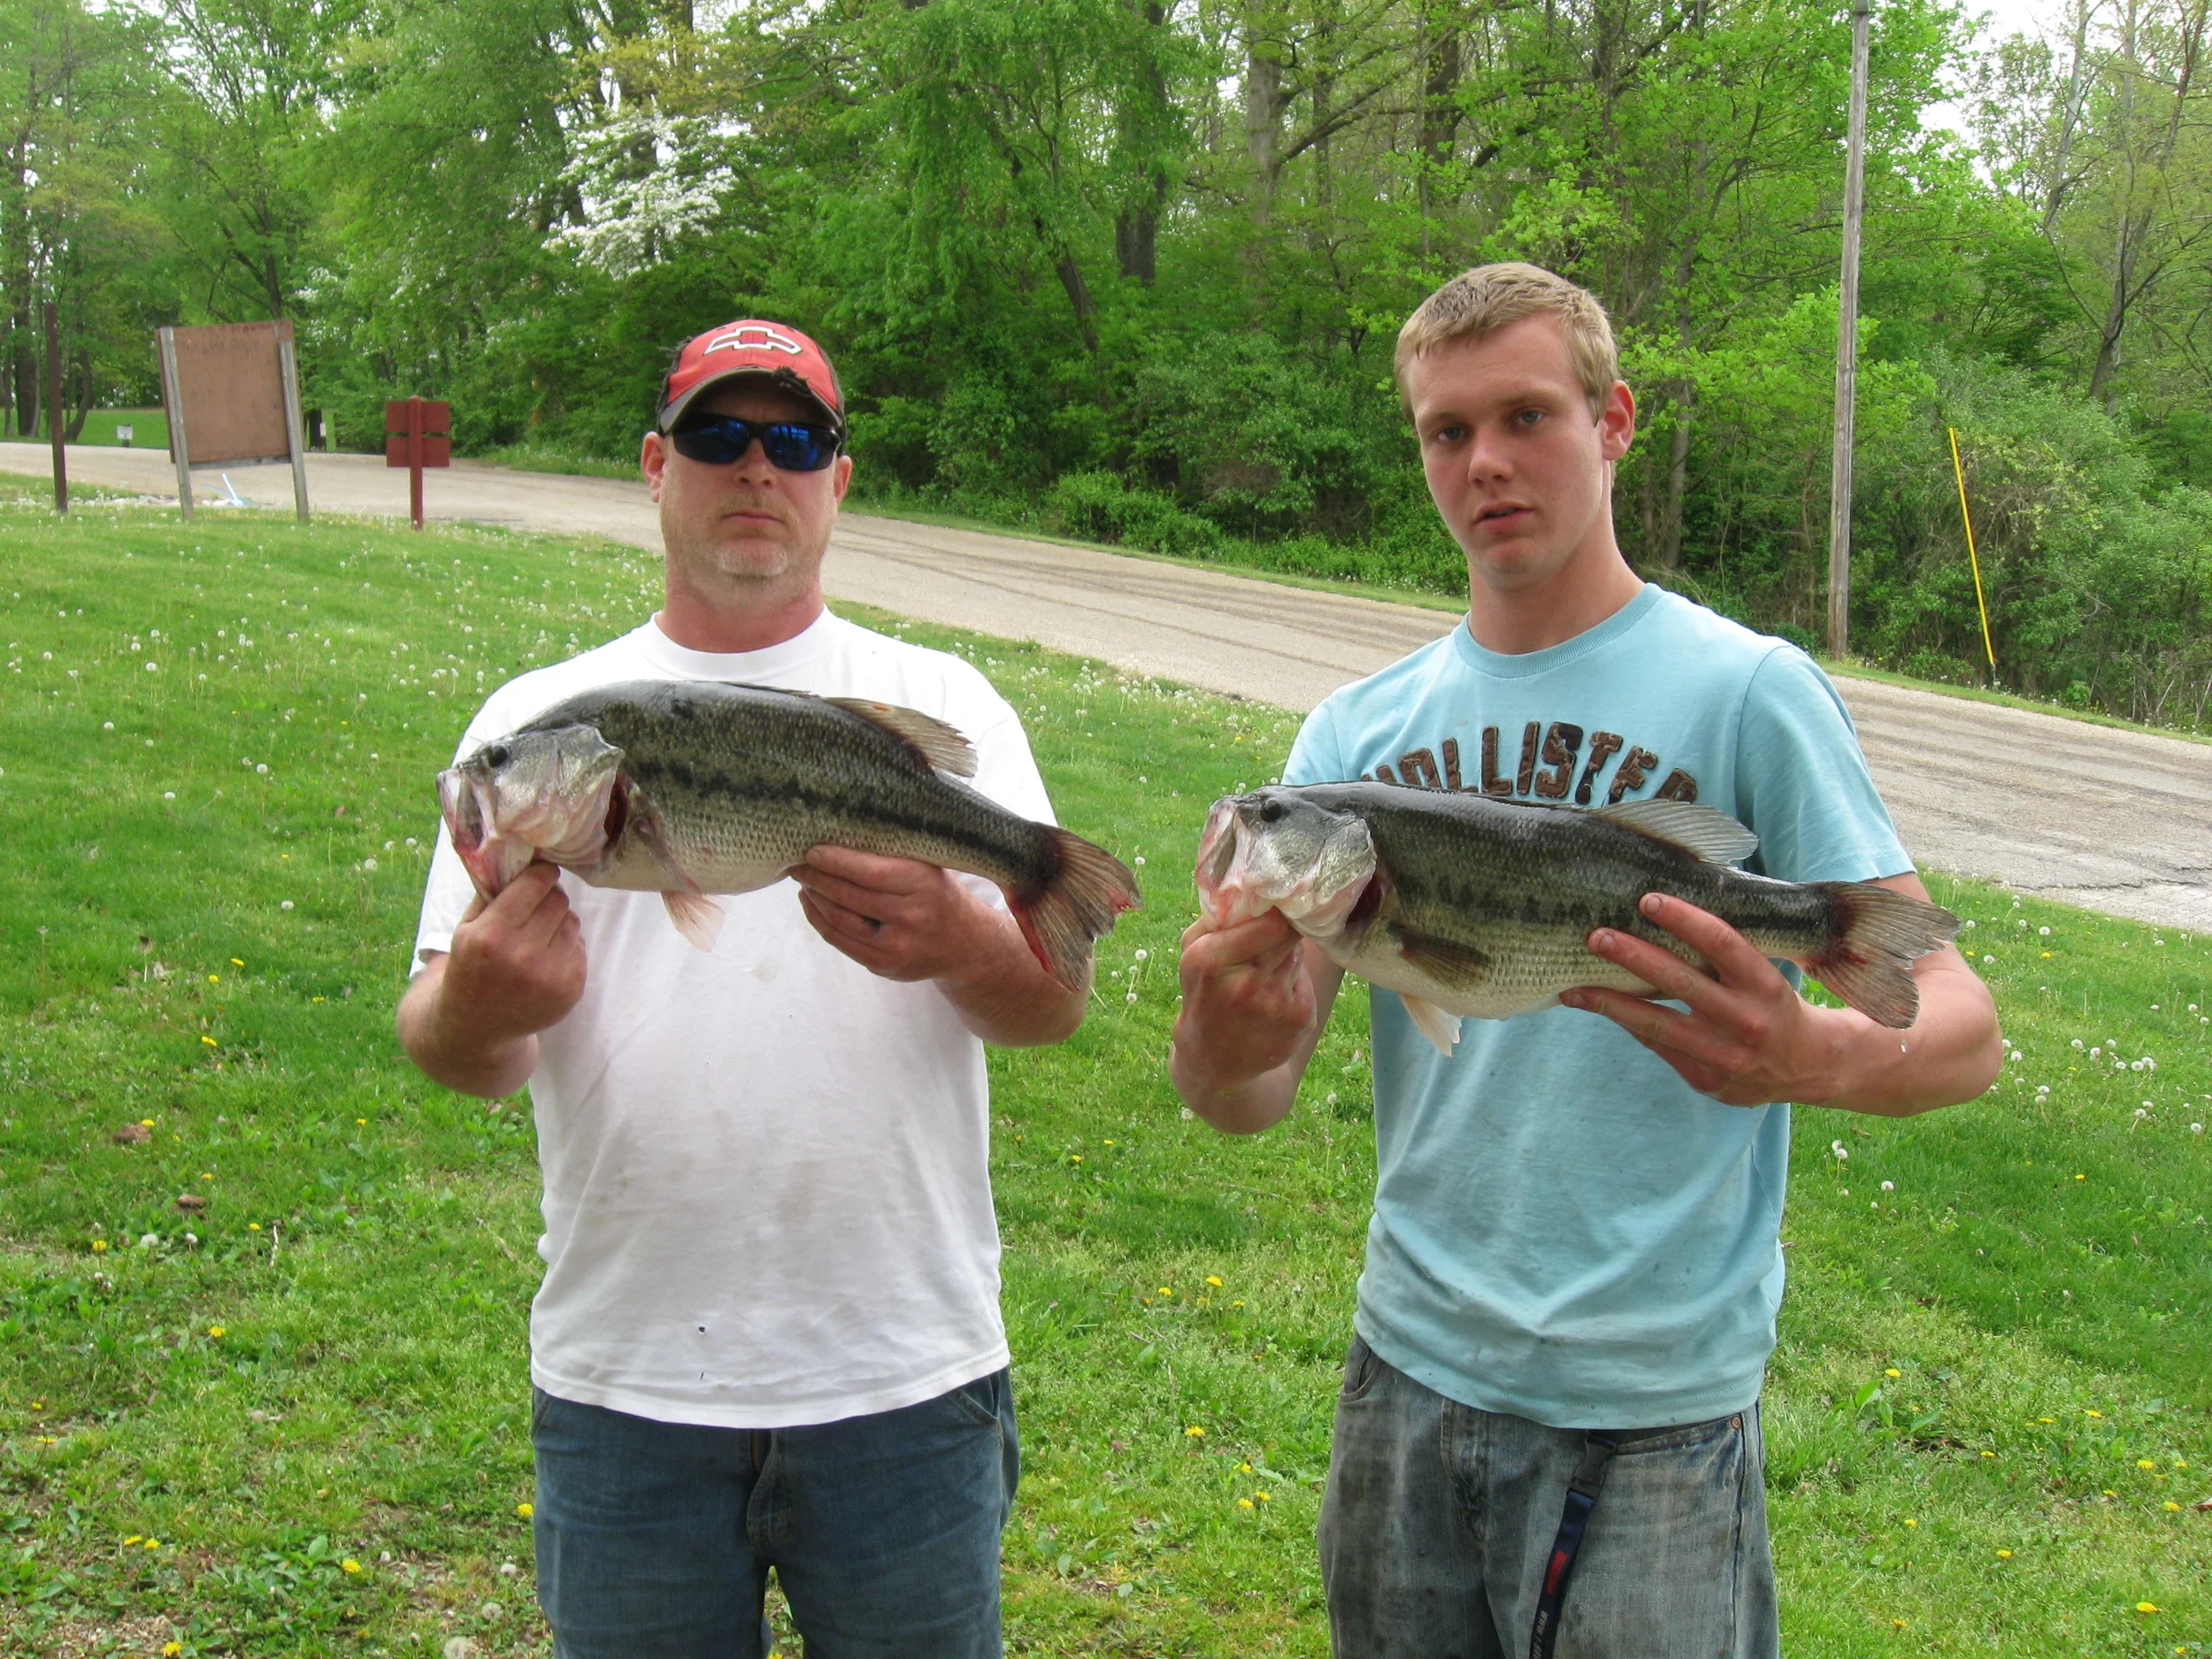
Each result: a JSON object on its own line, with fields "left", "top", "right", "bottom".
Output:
{"left": 1281, "top": 700, "right": 1344, "bottom": 788}
{"left": 1733, "top": 648, "right": 1913, "bottom": 886}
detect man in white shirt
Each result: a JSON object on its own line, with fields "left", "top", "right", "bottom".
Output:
{"left": 396, "top": 319, "right": 1087, "bottom": 1657}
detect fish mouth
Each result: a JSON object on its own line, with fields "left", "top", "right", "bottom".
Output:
{"left": 1193, "top": 789, "right": 1378, "bottom": 936}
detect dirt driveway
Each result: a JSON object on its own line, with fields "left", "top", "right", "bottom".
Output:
{"left": 15, "top": 442, "right": 2211, "bottom": 931}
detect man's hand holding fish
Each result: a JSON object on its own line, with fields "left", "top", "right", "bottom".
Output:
{"left": 1570, "top": 887, "right": 1998, "bottom": 1113}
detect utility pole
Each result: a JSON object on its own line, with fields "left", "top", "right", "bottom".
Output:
{"left": 44, "top": 301, "right": 66, "bottom": 515}
{"left": 1828, "top": 0, "right": 1871, "bottom": 657}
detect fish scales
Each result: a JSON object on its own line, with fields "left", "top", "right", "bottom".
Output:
{"left": 1195, "top": 780, "right": 1958, "bottom": 1052}
{"left": 563, "top": 686, "right": 1041, "bottom": 891}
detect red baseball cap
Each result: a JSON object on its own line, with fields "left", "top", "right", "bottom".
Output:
{"left": 657, "top": 319, "right": 844, "bottom": 437}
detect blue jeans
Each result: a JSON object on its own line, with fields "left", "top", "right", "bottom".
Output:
{"left": 1317, "top": 1336, "right": 1778, "bottom": 1658}
{"left": 530, "top": 1372, "right": 1019, "bottom": 1659}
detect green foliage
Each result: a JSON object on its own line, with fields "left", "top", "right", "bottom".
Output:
{"left": 7, "top": 0, "right": 2212, "bottom": 729}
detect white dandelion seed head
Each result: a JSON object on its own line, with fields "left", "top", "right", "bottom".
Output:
{"left": 1880, "top": 1180, "right": 1895, "bottom": 1192}
{"left": 162, "top": 791, "right": 174, "bottom": 800}
{"left": 280, "top": 900, "right": 294, "bottom": 911}
{"left": 2071, "top": 1039, "right": 2085, "bottom": 1050}
{"left": 1832, "top": 1141, "right": 1848, "bottom": 1160}
{"left": 102, "top": 721, "right": 113, "bottom": 731}
{"left": 2038, "top": 926, "right": 2050, "bottom": 936}
{"left": 1133, "top": 949, "right": 1148, "bottom": 962}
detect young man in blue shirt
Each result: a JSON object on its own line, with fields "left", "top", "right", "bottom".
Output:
{"left": 1170, "top": 264, "right": 2001, "bottom": 1656}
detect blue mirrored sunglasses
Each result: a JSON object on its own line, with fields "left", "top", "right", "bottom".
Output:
{"left": 667, "top": 415, "right": 841, "bottom": 472}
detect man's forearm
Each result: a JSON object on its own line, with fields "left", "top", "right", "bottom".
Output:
{"left": 1168, "top": 1038, "right": 1304, "bottom": 1134}
{"left": 1818, "top": 953, "right": 2001, "bottom": 1116}
{"left": 396, "top": 958, "right": 540, "bottom": 1099}
{"left": 936, "top": 910, "right": 1089, "bottom": 1046}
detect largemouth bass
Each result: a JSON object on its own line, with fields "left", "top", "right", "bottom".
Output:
{"left": 438, "top": 680, "right": 1140, "bottom": 988}
{"left": 1194, "top": 782, "right": 1958, "bottom": 1055}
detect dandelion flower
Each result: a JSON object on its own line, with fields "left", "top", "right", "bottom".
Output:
{"left": 2085, "top": 1409, "right": 2103, "bottom": 1417}
{"left": 165, "top": 1644, "right": 181, "bottom": 1655}
{"left": 2139, "top": 1458, "right": 2157, "bottom": 1469}
{"left": 1206, "top": 1275, "right": 1224, "bottom": 1287}
{"left": 1185, "top": 1425, "right": 1204, "bottom": 1438}
{"left": 1885, "top": 1368, "right": 1901, "bottom": 1378}
{"left": 517, "top": 1502, "right": 534, "bottom": 1517}
{"left": 2165, "top": 1501, "right": 2182, "bottom": 1511}
{"left": 1237, "top": 1497, "right": 1254, "bottom": 1509}
{"left": 342, "top": 1558, "right": 362, "bottom": 1573}
{"left": 91, "top": 1240, "right": 107, "bottom": 1253}
{"left": 1996, "top": 1548, "right": 2013, "bottom": 1559}
{"left": 2137, "top": 1602, "right": 2159, "bottom": 1614}
{"left": 207, "top": 1325, "right": 225, "bottom": 1339}
{"left": 1902, "top": 1518, "right": 1917, "bottom": 1528}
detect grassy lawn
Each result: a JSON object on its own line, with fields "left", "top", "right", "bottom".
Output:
{"left": 0, "top": 485, "right": 2204, "bottom": 1655}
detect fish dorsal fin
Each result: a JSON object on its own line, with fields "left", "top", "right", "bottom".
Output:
{"left": 1594, "top": 799, "right": 1758, "bottom": 865}
{"left": 826, "top": 697, "right": 979, "bottom": 777}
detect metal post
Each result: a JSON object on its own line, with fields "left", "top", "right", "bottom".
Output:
{"left": 157, "top": 326, "right": 195, "bottom": 521}
{"left": 43, "top": 302, "right": 65, "bottom": 514}
{"left": 276, "top": 321, "right": 311, "bottom": 523}
{"left": 408, "top": 396, "right": 426, "bottom": 530}
{"left": 1827, "top": 1, "right": 1872, "bottom": 659}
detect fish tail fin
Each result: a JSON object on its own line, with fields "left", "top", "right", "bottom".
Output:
{"left": 1802, "top": 881, "right": 1962, "bottom": 1029}
{"left": 1010, "top": 829, "right": 1142, "bottom": 991}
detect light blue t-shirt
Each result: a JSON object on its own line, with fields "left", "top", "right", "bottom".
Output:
{"left": 1283, "top": 583, "right": 1910, "bottom": 1428}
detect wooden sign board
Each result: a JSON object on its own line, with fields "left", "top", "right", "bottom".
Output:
{"left": 385, "top": 398, "right": 453, "bottom": 529}
{"left": 156, "top": 321, "right": 311, "bottom": 521}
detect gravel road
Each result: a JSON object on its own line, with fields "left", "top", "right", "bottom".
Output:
{"left": 15, "top": 442, "right": 2211, "bottom": 931}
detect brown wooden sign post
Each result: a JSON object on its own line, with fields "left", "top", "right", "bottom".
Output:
{"left": 43, "top": 302, "right": 65, "bottom": 515}
{"left": 155, "top": 320, "right": 311, "bottom": 521}
{"left": 384, "top": 398, "right": 451, "bottom": 530}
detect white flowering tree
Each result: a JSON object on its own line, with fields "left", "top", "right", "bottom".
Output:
{"left": 543, "top": 112, "right": 734, "bottom": 280}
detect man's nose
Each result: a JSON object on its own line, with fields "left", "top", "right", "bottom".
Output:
{"left": 733, "top": 437, "right": 779, "bottom": 482}
{"left": 1463, "top": 424, "right": 1513, "bottom": 481}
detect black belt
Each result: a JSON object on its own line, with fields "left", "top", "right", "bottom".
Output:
{"left": 1528, "top": 1432, "right": 1621, "bottom": 1659}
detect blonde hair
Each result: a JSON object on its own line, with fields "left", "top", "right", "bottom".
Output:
{"left": 1394, "top": 263, "right": 1619, "bottom": 416}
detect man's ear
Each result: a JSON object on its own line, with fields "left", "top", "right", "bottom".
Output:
{"left": 1597, "top": 380, "right": 1636, "bottom": 462}
{"left": 832, "top": 450, "right": 853, "bottom": 504}
{"left": 641, "top": 430, "right": 668, "bottom": 501}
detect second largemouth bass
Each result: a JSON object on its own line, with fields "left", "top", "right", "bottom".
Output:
{"left": 1196, "top": 781, "right": 1958, "bottom": 1054}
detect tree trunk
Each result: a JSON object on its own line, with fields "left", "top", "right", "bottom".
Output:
{"left": 1654, "top": 388, "right": 1693, "bottom": 570}
{"left": 1246, "top": 17, "right": 1283, "bottom": 227}
{"left": 1055, "top": 249, "right": 1102, "bottom": 356}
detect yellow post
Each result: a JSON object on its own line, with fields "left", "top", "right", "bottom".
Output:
{"left": 1947, "top": 426, "right": 1997, "bottom": 672}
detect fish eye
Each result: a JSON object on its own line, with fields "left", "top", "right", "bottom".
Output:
{"left": 484, "top": 743, "right": 511, "bottom": 769}
{"left": 1260, "top": 799, "right": 1286, "bottom": 823}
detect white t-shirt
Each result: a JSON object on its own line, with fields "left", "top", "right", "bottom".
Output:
{"left": 410, "top": 610, "right": 1051, "bottom": 1428}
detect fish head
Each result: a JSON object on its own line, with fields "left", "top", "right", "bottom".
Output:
{"left": 438, "top": 724, "right": 625, "bottom": 898}
{"left": 1194, "top": 787, "right": 1377, "bottom": 938}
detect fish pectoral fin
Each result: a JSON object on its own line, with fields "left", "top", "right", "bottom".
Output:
{"left": 622, "top": 791, "right": 726, "bottom": 951}
{"left": 662, "top": 887, "right": 726, "bottom": 952}
{"left": 1393, "top": 927, "right": 1492, "bottom": 991}
{"left": 1594, "top": 799, "right": 1759, "bottom": 865}
{"left": 1397, "top": 993, "right": 1463, "bottom": 1056}
{"left": 826, "top": 697, "right": 979, "bottom": 778}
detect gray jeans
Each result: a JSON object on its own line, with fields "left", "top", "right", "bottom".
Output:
{"left": 1317, "top": 1336, "right": 1779, "bottom": 1659}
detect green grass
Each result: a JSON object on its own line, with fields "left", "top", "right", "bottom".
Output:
{"left": 0, "top": 409, "right": 172, "bottom": 451}
{"left": 0, "top": 492, "right": 2205, "bottom": 1655}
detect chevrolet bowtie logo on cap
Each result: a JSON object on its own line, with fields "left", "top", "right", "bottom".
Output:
{"left": 703, "top": 324, "right": 804, "bottom": 357}
{"left": 658, "top": 318, "right": 844, "bottom": 436}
